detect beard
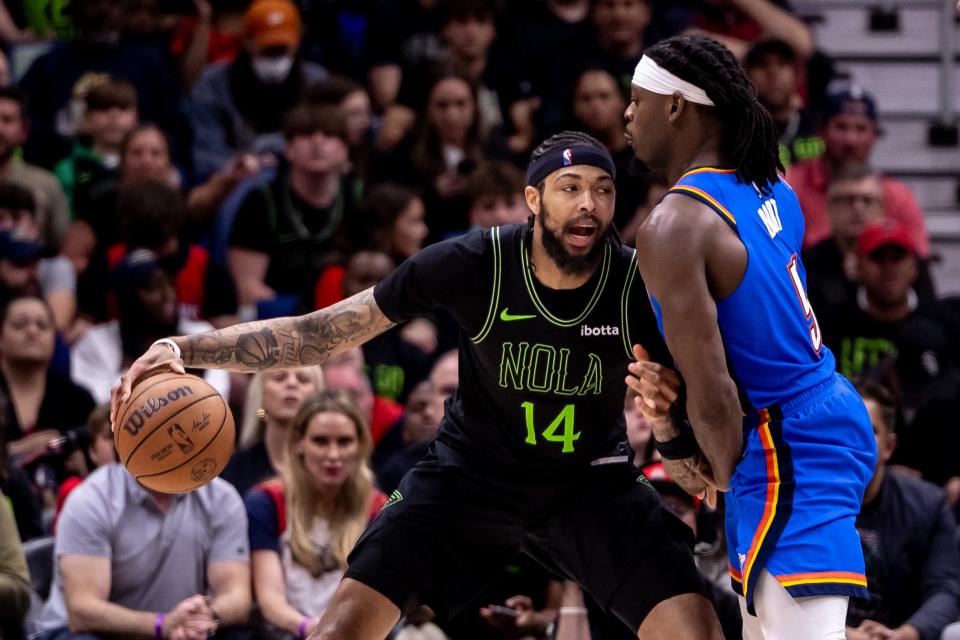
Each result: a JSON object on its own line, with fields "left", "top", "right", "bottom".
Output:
{"left": 536, "top": 200, "right": 610, "bottom": 277}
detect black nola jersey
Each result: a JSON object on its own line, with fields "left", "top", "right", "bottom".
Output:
{"left": 374, "top": 224, "right": 669, "bottom": 477}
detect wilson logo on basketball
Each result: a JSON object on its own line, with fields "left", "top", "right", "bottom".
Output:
{"left": 122, "top": 386, "right": 195, "bottom": 437}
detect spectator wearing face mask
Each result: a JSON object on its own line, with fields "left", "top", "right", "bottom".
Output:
{"left": 189, "top": 0, "right": 328, "bottom": 180}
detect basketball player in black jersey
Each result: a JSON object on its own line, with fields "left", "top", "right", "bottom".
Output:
{"left": 113, "top": 132, "right": 724, "bottom": 639}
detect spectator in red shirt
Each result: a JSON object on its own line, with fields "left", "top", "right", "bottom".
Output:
{"left": 785, "top": 88, "right": 930, "bottom": 256}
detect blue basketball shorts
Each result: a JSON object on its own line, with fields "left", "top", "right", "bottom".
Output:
{"left": 726, "top": 373, "right": 877, "bottom": 615}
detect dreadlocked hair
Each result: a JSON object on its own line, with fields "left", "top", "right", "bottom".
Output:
{"left": 644, "top": 35, "right": 783, "bottom": 195}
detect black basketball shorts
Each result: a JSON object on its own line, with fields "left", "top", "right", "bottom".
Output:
{"left": 346, "top": 441, "right": 706, "bottom": 633}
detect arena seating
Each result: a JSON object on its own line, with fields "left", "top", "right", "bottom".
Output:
{"left": 797, "top": 0, "right": 960, "bottom": 291}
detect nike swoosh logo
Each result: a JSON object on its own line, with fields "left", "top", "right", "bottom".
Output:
{"left": 500, "top": 308, "right": 537, "bottom": 322}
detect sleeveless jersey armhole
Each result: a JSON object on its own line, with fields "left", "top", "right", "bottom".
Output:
{"left": 665, "top": 186, "right": 738, "bottom": 231}
{"left": 469, "top": 226, "right": 503, "bottom": 344}
{"left": 619, "top": 249, "right": 638, "bottom": 359}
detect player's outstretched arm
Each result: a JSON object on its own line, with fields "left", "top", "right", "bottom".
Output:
{"left": 111, "top": 287, "right": 394, "bottom": 421}
{"left": 635, "top": 201, "right": 744, "bottom": 490}
{"left": 177, "top": 287, "right": 392, "bottom": 371}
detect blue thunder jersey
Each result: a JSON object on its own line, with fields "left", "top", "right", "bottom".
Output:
{"left": 648, "top": 167, "right": 835, "bottom": 411}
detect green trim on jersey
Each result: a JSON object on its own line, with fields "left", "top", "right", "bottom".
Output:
{"left": 620, "top": 249, "right": 638, "bottom": 359}
{"left": 470, "top": 226, "right": 504, "bottom": 344}
{"left": 520, "top": 235, "right": 612, "bottom": 328}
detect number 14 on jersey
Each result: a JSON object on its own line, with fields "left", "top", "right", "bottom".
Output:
{"left": 522, "top": 401, "right": 581, "bottom": 453}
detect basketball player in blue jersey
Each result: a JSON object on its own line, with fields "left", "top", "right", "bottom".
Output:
{"left": 623, "top": 35, "right": 877, "bottom": 639}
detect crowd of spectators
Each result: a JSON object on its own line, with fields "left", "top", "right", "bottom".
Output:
{"left": 0, "top": 0, "right": 956, "bottom": 639}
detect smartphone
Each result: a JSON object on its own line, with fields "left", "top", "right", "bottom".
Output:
{"left": 488, "top": 605, "right": 519, "bottom": 618}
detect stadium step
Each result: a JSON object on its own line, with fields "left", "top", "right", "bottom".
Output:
{"left": 800, "top": 4, "right": 951, "bottom": 59}
{"left": 896, "top": 174, "right": 959, "bottom": 211}
{"left": 835, "top": 60, "right": 957, "bottom": 117}
{"left": 872, "top": 118, "right": 960, "bottom": 175}
{"left": 931, "top": 239, "right": 960, "bottom": 295}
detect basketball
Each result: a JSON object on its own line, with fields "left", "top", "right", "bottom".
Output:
{"left": 114, "top": 372, "right": 234, "bottom": 494}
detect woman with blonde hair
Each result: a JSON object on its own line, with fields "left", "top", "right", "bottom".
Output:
{"left": 220, "top": 366, "right": 323, "bottom": 497}
{"left": 246, "top": 391, "right": 387, "bottom": 638}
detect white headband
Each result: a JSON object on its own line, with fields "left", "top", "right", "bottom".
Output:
{"left": 631, "top": 56, "right": 715, "bottom": 107}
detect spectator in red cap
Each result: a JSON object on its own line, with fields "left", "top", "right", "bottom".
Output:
{"left": 785, "top": 88, "right": 930, "bottom": 255}
{"left": 189, "top": 0, "right": 328, "bottom": 180}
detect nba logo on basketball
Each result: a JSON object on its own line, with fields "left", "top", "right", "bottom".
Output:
{"left": 562, "top": 149, "right": 574, "bottom": 166}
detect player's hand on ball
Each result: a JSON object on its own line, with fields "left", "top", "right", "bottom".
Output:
{"left": 110, "top": 342, "right": 185, "bottom": 429}
{"left": 626, "top": 344, "right": 680, "bottom": 424}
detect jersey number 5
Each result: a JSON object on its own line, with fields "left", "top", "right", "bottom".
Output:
{"left": 522, "top": 402, "right": 580, "bottom": 453}
{"left": 786, "top": 254, "right": 822, "bottom": 353}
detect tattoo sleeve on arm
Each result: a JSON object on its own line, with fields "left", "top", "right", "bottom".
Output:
{"left": 178, "top": 288, "right": 395, "bottom": 372}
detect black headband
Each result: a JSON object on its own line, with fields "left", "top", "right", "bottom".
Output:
{"left": 525, "top": 144, "right": 616, "bottom": 187}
